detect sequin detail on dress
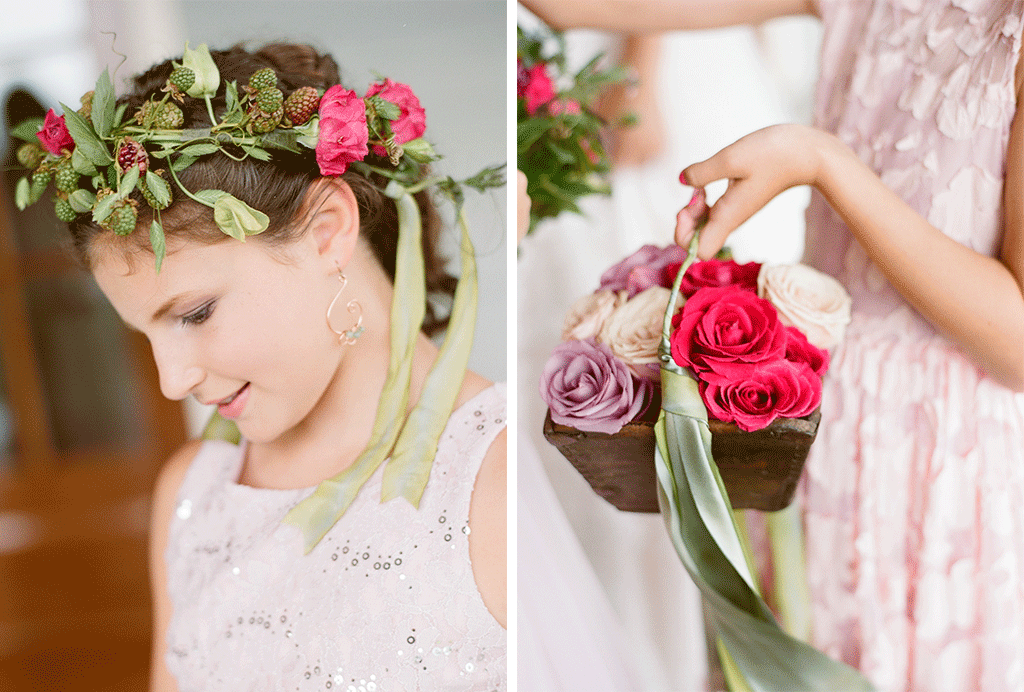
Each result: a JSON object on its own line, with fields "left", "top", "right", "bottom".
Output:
{"left": 797, "top": 2, "right": 1024, "bottom": 691}
{"left": 164, "top": 384, "right": 507, "bottom": 691}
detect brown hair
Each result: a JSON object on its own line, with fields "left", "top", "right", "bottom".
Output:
{"left": 70, "top": 43, "right": 456, "bottom": 335}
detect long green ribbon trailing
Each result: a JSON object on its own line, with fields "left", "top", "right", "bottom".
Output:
{"left": 654, "top": 234, "right": 875, "bottom": 692}
{"left": 281, "top": 187, "right": 427, "bottom": 553}
{"left": 381, "top": 206, "right": 478, "bottom": 506}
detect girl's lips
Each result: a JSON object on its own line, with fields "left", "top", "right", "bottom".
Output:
{"left": 217, "top": 383, "right": 250, "bottom": 419}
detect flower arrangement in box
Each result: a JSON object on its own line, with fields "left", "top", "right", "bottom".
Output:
{"left": 541, "top": 236, "right": 852, "bottom": 512}
{"left": 517, "top": 24, "right": 632, "bottom": 234}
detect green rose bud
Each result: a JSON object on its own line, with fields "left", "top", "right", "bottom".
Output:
{"left": 182, "top": 43, "right": 220, "bottom": 98}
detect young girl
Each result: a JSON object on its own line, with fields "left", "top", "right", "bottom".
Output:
{"left": 22, "top": 43, "right": 506, "bottom": 690}
{"left": 522, "top": 1, "right": 1024, "bottom": 690}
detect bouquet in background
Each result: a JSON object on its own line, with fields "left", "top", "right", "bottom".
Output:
{"left": 542, "top": 243, "right": 852, "bottom": 436}
{"left": 517, "top": 24, "right": 632, "bottom": 233}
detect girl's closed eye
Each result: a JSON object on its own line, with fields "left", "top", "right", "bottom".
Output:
{"left": 181, "top": 300, "right": 216, "bottom": 327}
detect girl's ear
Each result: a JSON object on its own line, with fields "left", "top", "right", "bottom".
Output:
{"left": 304, "top": 177, "right": 361, "bottom": 269}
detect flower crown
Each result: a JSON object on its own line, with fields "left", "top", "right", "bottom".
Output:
{"left": 10, "top": 43, "right": 503, "bottom": 270}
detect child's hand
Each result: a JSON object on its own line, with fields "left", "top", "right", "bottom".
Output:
{"left": 676, "top": 124, "right": 834, "bottom": 258}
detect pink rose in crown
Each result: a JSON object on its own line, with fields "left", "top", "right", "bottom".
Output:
{"left": 541, "top": 338, "right": 651, "bottom": 435}
{"left": 699, "top": 359, "right": 821, "bottom": 432}
{"left": 365, "top": 79, "right": 426, "bottom": 157}
{"left": 316, "top": 86, "right": 370, "bottom": 176}
{"left": 664, "top": 258, "right": 761, "bottom": 297}
{"left": 600, "top": 244, "right": 688, "bottom": 298}
{"left": 670, "top": 285, "right": 787, "bottom": 379}
{"left": 37, "top": 109, "right": 75, "bottom": 155}
{"left": 523, "top": 63, "right": 556, "bottom": 116}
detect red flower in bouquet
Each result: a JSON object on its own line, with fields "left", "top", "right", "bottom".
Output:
{"left": 522, "top": 63, "right": 556, "bottom": 115}
{"left": 664, "top": 258, "right": 761, "bottom": 297}
{"left": 541, "top": 338, "right": 652, "bottom": 435}
{"left": 782, "top": 325, "right": 830, "bottom": 376}
{"left": 699, "top": 359, "right": 822, "bottom": 432}
{"left": 365, "top": 78, "right": 426, "bottom": 156}
{"left": 36, "top": 109, "right": 75, "bottom": 155}
{"left": 670, "top": 285, "right": 787, "bottom": 379}
{"left": 600, "top": 244, "right": 688, "bottom": 298}
{"left": 316, "top": 86, "right": 369, "bottom": 176}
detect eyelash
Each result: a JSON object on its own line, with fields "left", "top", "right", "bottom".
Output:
{"left": 180, "top": 301, "right": 215, "bottom": 327}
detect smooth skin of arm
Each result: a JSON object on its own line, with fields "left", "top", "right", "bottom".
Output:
{"left": 148, "top": 440, "right": 203, "bottom": 692}
{"left": 520, "top": 0, "right": 816, "bottom": 32}
{"left": 676, "top": 98, "right": 1024, "bottom": 391}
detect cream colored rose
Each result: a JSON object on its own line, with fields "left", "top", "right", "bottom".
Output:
{"left": 757, "top": 264, "right": 852, "bottom": 349}
{"left": 562, "top": 289, "right": 626, "bottom": 341}
{"left": 598, "top": 286, "right": 677, "bottom": 377}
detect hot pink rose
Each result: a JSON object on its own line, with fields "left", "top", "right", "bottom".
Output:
{"left": 600, "top": 244, "right": 688, "bottom": 298}
{"left": 670, "top": 285, "right": 787, "bottom": 379}
{"left": 663, "top": 259, "right": 761, "bottom": 297}
{"left": 316, "top": 86, "right": 369, "bottom": 176}
{"left": 36, "top": 109, "right": 75, "bottom": 155}
{"left": 699, "top": 359, "right": 821, "bottom": 431}
{"left": 523, "top": 63, "right": 556, "bottom": 115}
{"left": 541, "top": 338, "right": 651, "bottom": 435}
{"left": 365, "top": 78, "right": 426, "bottom": 156}
{"left": 783, "top": 325, "right": 829, "bottom": 376}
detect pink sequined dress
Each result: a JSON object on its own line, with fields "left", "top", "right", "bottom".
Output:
{"left": 799, "top": 2, "right": 1024, "bottom": 690}
{"left": 162, "top": 384, "right": 507, "bottom": 691}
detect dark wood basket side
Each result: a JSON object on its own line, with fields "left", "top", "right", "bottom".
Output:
{"left": 542, "top": 409, "right": 821, "bottom": 513}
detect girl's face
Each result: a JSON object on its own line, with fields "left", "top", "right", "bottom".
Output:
{"left": 92, "top": 235, "right": 342, "bottom": 444}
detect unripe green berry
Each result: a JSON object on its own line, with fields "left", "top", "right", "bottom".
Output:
{"left": 54, "top": 198, "right": 76, "bottom": 223}
{"left": 248, "top": 68, "right": 277, "bottom": 91}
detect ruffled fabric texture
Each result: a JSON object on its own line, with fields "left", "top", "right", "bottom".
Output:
{"left": 797, "top": 2, "right": 1024, "bottom": 690}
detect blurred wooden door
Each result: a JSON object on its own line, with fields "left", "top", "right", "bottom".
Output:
{"left": 0, "top": 91, "right": 186, "bottom": 691}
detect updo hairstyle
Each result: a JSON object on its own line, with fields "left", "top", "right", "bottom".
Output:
{"left": 69, "top": 43, "right": 456, "bottom": 335}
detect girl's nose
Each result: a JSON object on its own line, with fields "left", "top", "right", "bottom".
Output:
{"left": 151, "top": 341, "right": 205, "bottom": 400}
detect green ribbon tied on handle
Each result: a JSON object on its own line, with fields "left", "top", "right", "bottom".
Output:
{"left": 654, "top": 233, "right": 876, "bottom": 692}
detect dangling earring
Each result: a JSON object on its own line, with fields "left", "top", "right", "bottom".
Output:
{"left": 326, "top": 263, "right": 364, "bottom": 345}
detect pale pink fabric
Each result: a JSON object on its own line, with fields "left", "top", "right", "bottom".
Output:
{"left": 163, "top": 384, "right": 507, "bottom": 691}
{"left": 799, "top": 2, "right": 1024, "bottom": 691}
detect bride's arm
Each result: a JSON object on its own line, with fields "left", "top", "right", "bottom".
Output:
{"left": 520, "top": 0, "right": 817, "bottom": 33}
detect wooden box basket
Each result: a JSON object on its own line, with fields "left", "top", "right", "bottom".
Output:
{"left": 543, "top": 406, "right": 820, "bottom": 513}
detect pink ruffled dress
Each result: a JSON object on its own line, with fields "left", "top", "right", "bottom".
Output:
{"left": 799, "top": 2, "right": 1024, "bottom": 690}
{"left": 162, "top": 384, "right": 507, "bottom": 691}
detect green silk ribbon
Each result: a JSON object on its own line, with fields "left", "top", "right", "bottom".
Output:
{"left": 654, "top": 234, "right": 875, "bottom": 692}
{"left": 381, "top": 206, "right": 478, "bottom": 506}
{"left": 278, "top": 185, "right": 479, "bottom": 553}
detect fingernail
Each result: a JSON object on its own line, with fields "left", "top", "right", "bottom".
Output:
{"left": 686, "top": 190, "right": 700, "bottom": 207}
{"left": 679, "top": 171, "right": 688, "bottom": 185}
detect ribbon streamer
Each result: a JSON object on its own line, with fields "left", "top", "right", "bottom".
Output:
{"left": 381, "top": 205, "right": 478, "bottom": 506}
{"left": 654, "top": 233, "right": 875, "bottom": 691}
{"left": 282, "top": 189, "right": 426, "bottom": 553}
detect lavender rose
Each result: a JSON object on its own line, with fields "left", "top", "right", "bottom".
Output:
{"left": 541, "top": 339, "right": 651, "bottom": 434}
{"left": 599, "top": 244, "right": 687, "bottom": 298}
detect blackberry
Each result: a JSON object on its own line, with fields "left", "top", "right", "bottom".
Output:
{"left": 54, "top": 198, "right": 76, "bottom": 223}
{"left": 116, "top": 137, "right": 149, "bottom": 174}
{"left": 136, "top": 101, "right": 185, "bottom": 129}
{"left": 16, "top": 143, "right": 45, "bottom": 170}
{"left": 248, "top": 68, "right": 277, "bottom": 91}
{"left": 284, "top": 86, "right": 320, "bottom": 125}
{"left": 255, "top": 87, "right": 284, "bottom": 114}
{"left": 54, "top": 158, "right": 79, "bottom": 193}
{"left": 168, "top": 66, "right": 195, "bottom": 93}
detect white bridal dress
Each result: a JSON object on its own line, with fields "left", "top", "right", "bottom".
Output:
{"left": 517, "top": 16, "right": 821, "bottom": 692}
